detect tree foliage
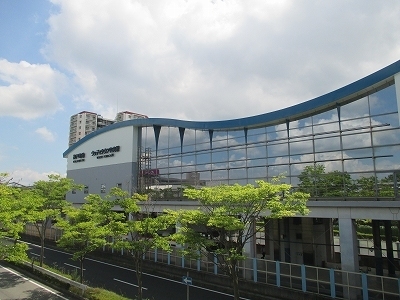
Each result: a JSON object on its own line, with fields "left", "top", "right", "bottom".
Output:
{"left": 112, "top": 188, "right": 175, "bottom": 300}
{"left": 172, "top": 179, "right": 310, "bottom": 300}
{"left": 31, "top": 174, "right": 82, "bottom": 266}
{"left": 0, "top": 173, "right": 41, "bottom": 261}
{"left": 298, "top": 163, "right": 398, "bottom": 198}
{"left": 298, "top": 164, "right": 354, "bottom": 197}
{"left": 57, "top": 192, "right": 124, "bottom": 283}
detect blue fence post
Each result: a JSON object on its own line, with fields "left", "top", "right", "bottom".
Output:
{"left": 276, "top": 261, "right": 281, "bottom": 287}
{"left": 253, "top": 258, "right": 258, "bottom": 282}
{"left": 154, "top": 248, "right": 158, "bottom": 262}
{"left": 214, "top": 254, "right": 218, "bottom": 275}
{"left": 361, "top": 273, "right": 368, "bottom": 300}
{"left": 167, "top": 252, "right": 171, "bottom": 265}
{"left": 330, "top": 268, "right": 336, "bottom": 298}
{"left": 301, "top": 264, "right": 306, "bottom": 292}
{"left": 181, "top": 255, "right": 185, "bottom": 268}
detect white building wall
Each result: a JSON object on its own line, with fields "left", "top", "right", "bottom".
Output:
{"left": 67, "top": 126, "right": 138, "bottom": 171}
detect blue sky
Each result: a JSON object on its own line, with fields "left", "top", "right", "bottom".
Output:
{"left": 1, "top": 0, "right": 400, "bottom": 185}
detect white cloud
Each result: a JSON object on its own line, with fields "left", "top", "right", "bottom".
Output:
{"left": 0, "top": 60, "right": 66, "bottom": 120}
{"left": 44, "top": 0, "right": 400, "bottom": 121}
{"left": 35, "top": 126, "right": 56, "bottom": 142}
{"left": 7, "top": 169, "right": 61, "bottom": 186}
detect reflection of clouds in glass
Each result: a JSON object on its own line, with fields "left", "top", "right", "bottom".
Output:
{"left": 312, "top": 109, "right": 339, "bottom": 123}
{"left": 369, "top": 85, "right": 397, "bottom": 116}
{"left": 169, "top": 159, "right": 196, "bottom": 167}
{"left": 256, "top": 132, "right": 267, "bottom": 142}
{"left": 288, "top": 151, "right": 373, "bottom": 174}
{"left": 376, "top": 159, "right": 400, "bottom": 171}
{"left": 341, "top": 97, "right": 369, "bottom": 120}
{"left": 141, "top": 86, "right": 399, "bottom": 185}
{"left": 373, "top": 128, "right": 400, "bottom": 146}
{"left": 229, "top": 159, "right": 246, "bottom": 168}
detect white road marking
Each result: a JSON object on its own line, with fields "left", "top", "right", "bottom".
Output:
{"left": 23, "top": 241, "right": 251, "bottom": 300}
{"left": 0, "top": 264, "right": 70, "bottom": 300}
{"left": 114, "top": 278, "right": 148, "bottom": 290}
{"left": 64, "top": 263, "right": 85, "bottom": 270}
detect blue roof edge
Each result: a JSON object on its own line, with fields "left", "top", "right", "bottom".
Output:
{"left": 64, "top": 60, "right": 400, "bottom": 157}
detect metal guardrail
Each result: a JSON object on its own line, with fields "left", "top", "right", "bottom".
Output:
{"left": 23, "top": 224, "right": 400, "bottom": 299}
{"left": 23, "top": 261, "right": 87, "bottom": 295}
{"left": 140, "top": 247, "right": 400, "bottom": 300}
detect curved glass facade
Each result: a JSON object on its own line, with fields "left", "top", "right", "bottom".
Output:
{"left": 138, "top": 83, "right": 400, "bottom": 200}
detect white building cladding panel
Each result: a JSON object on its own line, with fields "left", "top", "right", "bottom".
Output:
{"left": 66, "top": 126, "right": 138, "bottom": 171}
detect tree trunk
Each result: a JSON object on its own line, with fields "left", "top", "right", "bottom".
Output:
{"left": 40, "top": 221, "right": 46, "bottom": 267}
{"left": 80, "top": 256, "right": 84, "bottom": 284}
{"left": 135, "top": 257, "right": 143, "bottom": 300}
{"left": 230, "top": 261, "right": 240, "bottom": 300}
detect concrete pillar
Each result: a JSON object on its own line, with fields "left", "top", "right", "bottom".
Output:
{"left": 243, "top": 219, "right": 256, "bottom": 258}
{"left": 338, "top": 217, "right": 360, "bottom": 300}
{"left": 243, "top": 219, "right": 256, "bottom": 281}
{"left": 338, "top": 217, "right": 359, "bottom": 272}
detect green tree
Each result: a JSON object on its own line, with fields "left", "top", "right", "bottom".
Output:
{"left": 112, "top": 188, "right": 175, "bottom": 300}
{"left": 56, "top": 193, "right": 124, "bottom": 283}
{"left": 352, "top": 176, "right": 376, "bottom": 197}
{"left": 173, "top": 179, "right": 310, "bottom": 300}
{"left": 379, "top": 174, "right": 398, "bottom": 197}
{"left": 0, "top": 173, "right": 41, "bottom": 262}
{"left": 324, "top": 170, "right": 354, "bottom": 197}
{"left": 298, "top": 164, "right": 354, "bottom": 197}
{"left": 298, "top": 164, "right": 326, "bottom": 197}
{"left": 31, "top": 174, "right": 82, "bottom": 266}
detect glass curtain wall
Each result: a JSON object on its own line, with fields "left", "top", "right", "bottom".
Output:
{"left": 140, "top": 84, "right": 400, "bottom": 200}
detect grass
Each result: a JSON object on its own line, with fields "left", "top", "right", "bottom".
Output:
{"left": 23, "top": 260, "right": 130, "bottom": 300}
{"left": 73, "top": 287, "right": 130, "bottom": 300}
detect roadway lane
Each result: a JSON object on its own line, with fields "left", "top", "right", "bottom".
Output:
{"left": 27, "top": 242, "right": 244, "bottom": 300}
{"left": 0, "top": 264, "right": 69, "bottom": 300}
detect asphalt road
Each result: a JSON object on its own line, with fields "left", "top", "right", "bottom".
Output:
{"left": 0, "top": 264, "right": 69, "bottom": 300}
{"left": 27, "top": 242, "right": 243, "bottom": 300}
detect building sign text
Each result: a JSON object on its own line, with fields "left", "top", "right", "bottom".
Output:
{"left": 72, "top": 153, "right": 85, "bottom": 163}
{"left": 91, "top": 146, "right": 120, "bottom": 159}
